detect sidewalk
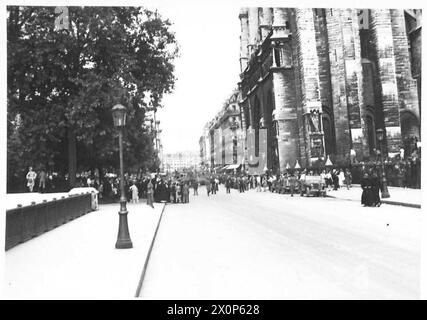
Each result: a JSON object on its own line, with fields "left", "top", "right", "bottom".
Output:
{"left": 4, "top": 201, "right": 164, "bottom": 299}
{"left": 326, "top": 185, "right": 421, "bottom": 208}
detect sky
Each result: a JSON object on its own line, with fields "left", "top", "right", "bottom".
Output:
{"left": 144, "top": 1, "right": 242, "bottom": 154}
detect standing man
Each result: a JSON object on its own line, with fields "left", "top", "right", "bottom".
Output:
{"left": 38, "top": 168, "right": 47, "bottom": 193}
{"left": 192, "top": 179, "right": 199, "bottom": 196}
{"left": 256, "top": 175, "right": 261, "bottom": 192}
{"left": 211, "top": 177, "right": 216, "bottom": 195}
{"left": 225, "top": 176, "right": 231, "bottom": 194}
{"left": 129, "top": 182, "right": 139, "bottom": 204}
{"left": 344, "top": 169, "right": 352, "bottom": 190}
{"left": 361, "top": 172, "right": 373, "bottom": 207}
{"left": 26, "top": 166, "right": 37, "bottom": 192}
{"left": 289, "top": 172, "right": 297, "bottom": 197}
{"left": 183, "top": 183, "right": 190, "bottom": 203}
{"left": 206, "top": 179, "right": 212, "bottom": 196}
{"left": 371, "top": 171, "right": 381, "bottom": 207}
{"left": 146, "top": 179, "right": 154, "bottom": 208}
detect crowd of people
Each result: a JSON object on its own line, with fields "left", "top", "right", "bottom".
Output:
{"left": 204, "top": 168, "right": 352, "bottom": 196}
{"left": 22, "top": 144, "right": 420, "bottom": 210}
{"left": 97, "top": 174, "right": 199, "bottom": 206}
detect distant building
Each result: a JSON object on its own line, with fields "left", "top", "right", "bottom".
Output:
{"left": 199, "top": 90, "right": 245, "bottom": 170}
{"left": 163, "top": 151, "right": 200, "bottom": 172}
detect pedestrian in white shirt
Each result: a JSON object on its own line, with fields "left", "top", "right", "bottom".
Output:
{"left": 129, "top": 183, "right": 139, "bottom": 203}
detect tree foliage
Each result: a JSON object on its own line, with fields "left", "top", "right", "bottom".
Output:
{"left": 7, "top": 6, "right": 178, "bottom": 189}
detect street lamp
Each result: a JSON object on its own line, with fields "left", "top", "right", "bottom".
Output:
{"left": 112, "top": 104, "right": 133, "bottom": 249}
{"left": 376, "top": 128, "right": 390, "bottom": 198}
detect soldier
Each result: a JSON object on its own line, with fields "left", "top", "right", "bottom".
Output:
{"left": 206, "top": 179, "right": 212, "bottom": 196}
{"left": 289, "top": 172, "right": 297, "bottom": 197}
{"left": 193, "top": 179, "right": 199, "bottom": 196}
{"left": 146, "top": 180, "right": 154, "bottom": 208}
{"left": 183, "top": 182, "right": 190, "bottom": 203}
{"left": 344, "top": 169, "right": 352, "bottom": 190}
{"left": 225, "top": 176, "right": 231, "bottom": 194}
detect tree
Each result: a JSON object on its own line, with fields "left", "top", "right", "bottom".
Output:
{"left": 7, "top": 6, "right": 178, "bottom": 191}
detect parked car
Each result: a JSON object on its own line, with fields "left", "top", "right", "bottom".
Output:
{"left": 299, "top": 175, "right": 326, "bottom": 197}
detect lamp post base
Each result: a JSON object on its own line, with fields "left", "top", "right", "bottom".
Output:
{"left": 115, "top": 204, "right": 133, "bottom": 249}
{"left": 381, "top": 189, "right": 390, "bottom": 199}
{"left": 115, "top": 239, "right": 133, "bottom": 249}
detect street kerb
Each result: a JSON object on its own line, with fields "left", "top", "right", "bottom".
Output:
{"left": 326, "top": 194, "right": 421, "bottom": 209}
{"left": 135, "top": 202, "right": 167, "bottom": 297}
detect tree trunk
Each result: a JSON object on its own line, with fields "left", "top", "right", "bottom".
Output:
{"left": 68, "top": 128, "right": 77, "bottom": 188}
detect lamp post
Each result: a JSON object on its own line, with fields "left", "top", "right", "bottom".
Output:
{"left": 112, "top": 104, "right": 133, "bottom": 249}
{"left": 376, "top": 128, "right": 390, "bottom": 199}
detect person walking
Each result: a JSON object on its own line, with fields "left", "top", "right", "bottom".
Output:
{"left": 211, "top": 178, "right": 216, "bottom": 195}
{"left": 26, "top": 166, "right": 37, "bottom": 192}
{"left": 289, "top": 172, "right": 297, "bottom": 197}
{"left": 175, "top": 182, "right": 181, "bottom": 203}
{"left": 38, "top": 168, "right": 47, "bottom": 193}
{"left": 183, "top": 183, "right": 190, "bottom": 203}
{"left": 325, "top": 170, "right": 332, "bottom": 191}
{"left": 338, "top": 169, "right": 345, "bottom": 188}
{"left": 170, "top": 182, "right": 176, "bottom": 203}
{"left": 256, "top": 175, "right": 261, "bottom": 192}
{"left": 193, "top": 179, "right": 199, "bottom": 196}
{"left": 361, "top": 173, "right": 373, "bottom": 207}
{"left": 146, "top": 180, "right": 154, "bottom": 208}
{"left": 371, "top": 171, "right": 381, "bottom": 207}
{"left": 206, "top": 180, "right": 211, "bottom": 196}
{"left": 332, "top": 169, "right": 339, "bottom": 190}
{"left": 344, "top": 169, "right": 352, "bottom": 190}
{"left": 129, "top": 182, "right": 139, "bottom": 204}
{"left": 225, "top": 176, "right": 231, "bottom": 194}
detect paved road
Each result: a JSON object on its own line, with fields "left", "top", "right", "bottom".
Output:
{"left": 139, "top": 186, "right": 420, "bottom": 299}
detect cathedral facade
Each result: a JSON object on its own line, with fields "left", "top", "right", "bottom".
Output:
{"left": 238, "top": 8, "right": 421, "bottom": 172}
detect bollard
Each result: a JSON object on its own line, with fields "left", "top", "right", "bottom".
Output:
{"left": 52, "top": 198, "right": 59, "bottom": 228}
{"left": 21, "top": 202, "right": 37, "bottom": 242}
{"left": 33, "top": 202, "right": 46, "bottom": 237}
{"left": 41, "top": 200, "right": 49, "bottom": 233}
{"left": 5, "top": 205, "right": 24, "bottom": 250}
{"left": 45, "top": 199, "right": 56, "bottom": 231}
{"left": 6, "top": 193, "right": 95, "bottom": 251}
{"left": 59, "top": 196, "right": 68, "bottom": 223}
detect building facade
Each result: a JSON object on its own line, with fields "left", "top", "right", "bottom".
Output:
{"left": 163, "top": 151, "right": 200, "bottom": 172}
{"left": 238, "top": 8, "right": 421, "bottom": 172}
{"left": 200, "top": 90, "right": 245, "bottom": 170}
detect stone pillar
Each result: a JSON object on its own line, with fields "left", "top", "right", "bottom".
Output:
{"left": 239, "top": 8, "right": 249, "bottom": 73}
{"left": 259, "top": 8, "right": 273, "bottom": 41}
{"left": 313, "top": 9, "right": 335, "bottom": 156}
{"left": 325, "top": 9, "right": 369, "bottom": 163}
{"left": 370, "top": 9, "right": 402, "bottom": 156}
{"left": 270, "top": 8, "right": 298, "bottom": 172}
{"left": 248, "top": 7, "right": 260, "bottom": 56}
{"left": 294, "top": 8, "right": 324, "bottom": 167}
{"left": 390, "top": 10, "right": 420, "bottom": 121}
